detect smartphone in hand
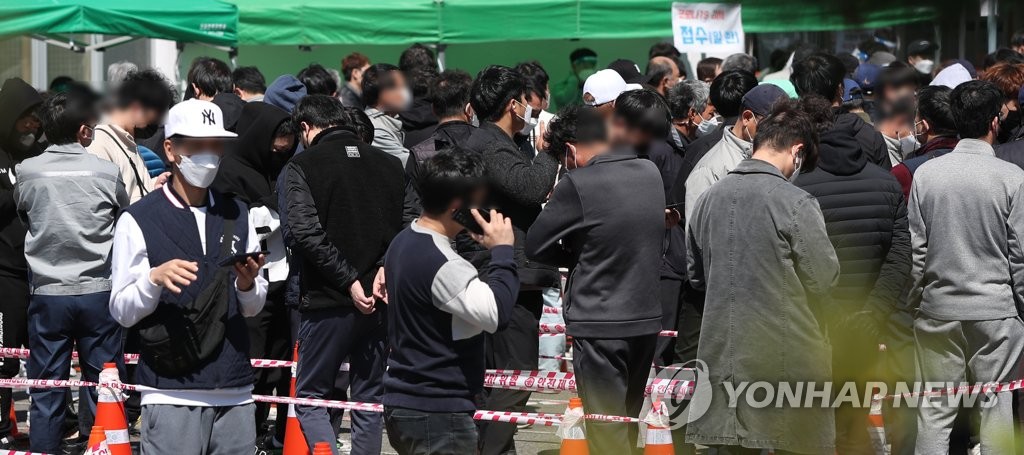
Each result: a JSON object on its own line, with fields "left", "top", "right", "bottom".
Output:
{"left": 217, "top": 251, "right": 269, "bottom": 268}
{"left": 452, "top": 207, "right": 492, "bottom": 235}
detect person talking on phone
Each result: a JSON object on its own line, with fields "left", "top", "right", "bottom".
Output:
{"left": 109, "top": 99, "right": 268, "bottom": 454}
{"left": 526, "top": 104, "right": 665, "bottom": 454}
{"left": 381, "top": 147, "right": 518, "bottom": 455}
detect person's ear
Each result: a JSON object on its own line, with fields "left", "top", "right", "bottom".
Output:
{"left": 164, "top": 139, "right": 178, "bottom": 164}
{"left": 835, "top": 83, "right": 844, "bottom": 102}
{"left": 191, "top": 83, "right": 201, "bottom": 98}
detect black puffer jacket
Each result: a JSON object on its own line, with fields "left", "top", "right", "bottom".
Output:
{"left": 794, "top": 126, "right": 910, "bottom": 318}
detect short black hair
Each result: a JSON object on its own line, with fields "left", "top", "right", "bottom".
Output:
{"left": 709, "top": 70, "right": 758, "bottom": 117}
{"left": 297, "top": 64, "right": 338, "bottom": 96}
{"left": 399, "top": 44, "right": 437, "bottom": 74}
{"left": 430, "top": 70, "right": 473, "bottom": 119}
{"left": 293, "top": 94, "right": 346, "bottom": 129}
{"left": 417, "top": 146, "right": 487, "bottom": 215}
{"left": 187, "top": 57, "right": 232, "bottom": 97}
{"left": 916, "top": 86, "right": 956, "bottom": 135}
{"left": 41, "top": 90, "right": 99, "bottom": 145}
{"left": 837, "top": 53, "right": 860, "bottom": 77}
{"left": 878, "top": 62, "right": 920, "bottom": 95}
{"left": 950, "top": 80, "right": 1003, "bottom": 139}
{"left": 545, "top": 105, "right": 608, "bottom": 159}
{"left": 649, "top": 42, "right": 681, "bottom": 60}
{"left": 232, "top": 66, "right": 266, "bottom": 94}
{"left": 114, "top": 69, "right": 175, "bottom": 112}
{"left": 791, "top": 53, "right": 846, "bottom": 102}
{"left": 470, "top": 65, "right": 526, "bottom": 123}
{"left": 361, "top": 63, "right": 403, "bottom": 108}
{"left": 696, "top": 57, "right": 722, "bottom": 82}
{"left": 613, "top": 89, "right": 671, "bottom": 138}
{"left": 753, "top": 98, "right": 819, "bottom": 172}
{"left": 49, "top": 76, "right": 75, "bottom": 93}
{"left": 515, "top": 61, "right": 550, "bottom": 101}
{"left": 569, "top": 48, "right": 597, "bottom": 64}
{"left": 1012, "top": 30, "right": 1024, "bottom": 49}
{"left": 344, "top": 107, "right": 374, "bottom": 144}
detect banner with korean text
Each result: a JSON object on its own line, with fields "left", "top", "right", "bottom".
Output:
{"left": 672, "top": 3, "right": 745, "bottom": 78}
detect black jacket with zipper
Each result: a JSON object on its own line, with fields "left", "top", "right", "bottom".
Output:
{"left": 0, "top": 78, "right": 43, "bottom": 279}
{"left": 526, "top": 154, "right": 665, "bottom": 338}
{"left": 459, "top": 122, "right": 561, "bottom": 290}
{"left": 403, "top": 121, "right": 476, "bottom": 225}
{"left": 794, "top": 125, "right": 910, "bottom": 321}
{"left": 280, "top": 126, "right": 405, "bottom": 312}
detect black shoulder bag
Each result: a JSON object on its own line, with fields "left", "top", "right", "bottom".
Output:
{"left": 136, "top": 217, "right": 235, "bottom": 377}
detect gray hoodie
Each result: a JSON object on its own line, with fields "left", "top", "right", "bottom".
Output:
{"left": 14, "top": 142, "right": 128, "bottom": 295}
{"left": 366, "top": 107, "right": 409, "bottom": 166}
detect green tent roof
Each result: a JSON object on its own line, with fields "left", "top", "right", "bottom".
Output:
{"left": 0, "top": 0, "right": 238, "bottom": 45}
{"left": 236, "top": 0, "right": 937, "bottom": 46}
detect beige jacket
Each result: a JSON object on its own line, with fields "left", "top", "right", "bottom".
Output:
{"left": 88, "top": 124, "right": 154, "bottom": 203}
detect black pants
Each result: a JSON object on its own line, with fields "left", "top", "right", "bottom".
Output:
{"left": 0, "top": 275, "right": 28, "bottom": 438}
{"left": 295, "top": 306, "right": 386, "bottom": 455}
{"left": 385, "top": 407, "right": 477, "bottom": 455}
{"left": 831, "top": 324, "right": 879, "bottom": 455}
{"left": 713, "top": 446, "right": 801, "bottom": 455}
{"left": 573, "top": 334, "right": 658, "bottom": 455}
{"left": 673, "top": 285, "right": 703, "bottom": 363}
{"left": 478, "top": 290, "right": 542, "bottom": 455}
{"left": 247, "top": 284, "right": 292, "bottom": 441}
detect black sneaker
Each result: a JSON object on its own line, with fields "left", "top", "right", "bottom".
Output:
{"left": 0, "top": 435, "right": 15, "bottom": 450}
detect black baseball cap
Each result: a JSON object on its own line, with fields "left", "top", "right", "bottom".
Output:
{"left": 606, "top": 59, "right": 644, "bottom": 85}
{"left": 907, "top": 40, "right": 938, "bottom": 57}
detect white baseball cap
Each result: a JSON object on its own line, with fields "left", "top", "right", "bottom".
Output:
{"left": 582, "top": 69, "right": 627, "bottom": 106}
{"left": 165, "top": 99, "right": 237, "bottom": 138}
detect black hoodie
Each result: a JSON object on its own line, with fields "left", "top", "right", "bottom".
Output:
{"left": 399, "top": 97, "right": 438, "bottom": 148}
{"left": 212, "top": 102, "right": 293, "bottom": 209}
{"left": 794, "top": 126, "right": 910, "bottom": 319}
{"left": 0, "top": 78, "right": 43, "bottom": 278}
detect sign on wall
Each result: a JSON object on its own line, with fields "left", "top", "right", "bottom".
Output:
{"left": 672, "top": 3, "right": 745, "bottom": 77}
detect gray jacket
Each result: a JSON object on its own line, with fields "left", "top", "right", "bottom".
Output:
{"left": 909, "top": 138, "right": 1024, "bottom": 320}
{"left": 684, "top": 127, "right": 752, "bottom": 223}
{"left": 14, "top": 143, "right": 128, "bottom": 295}
{"left": 687, "top": 158, "right": 840, "bottom": 454}
{"left": 366, "top": 107, "right": 409, "bottom": 166}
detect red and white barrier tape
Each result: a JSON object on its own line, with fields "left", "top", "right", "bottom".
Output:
{"left": 542, "top": 307, "right": 562, "bottom": 314}
{"left": 0, "top": 451, "right": 50, "bottom": 455}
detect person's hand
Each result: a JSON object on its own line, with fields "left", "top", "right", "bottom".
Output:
{"left": 234, "top": 254, "right": 266, "bottom": 292}
{"left": 665, "top": 208, "right": 681, "bottom": 229}
{"left": 350, "top": 280, "right": 375, "bottom": 314}
{"left": 372, "top": 267, "right": 388, "bottom": 304}
{"left": 150, "top": 259, "right": 199, "bottom": 294}
{"left": 469, "top": 209, "right": 514, "bottom": 249}
{"left": 153, "top": 172, "right": 171, "bottom": 189}
{"left": 535, "top": 120, "right": 549, "bottom": 153}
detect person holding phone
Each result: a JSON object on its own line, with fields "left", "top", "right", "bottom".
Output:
{"left": 109, "top": 99, "right": 268, "bottom": 454}
{"left": 381, "top": 147, "right": 518, "bottom": 455}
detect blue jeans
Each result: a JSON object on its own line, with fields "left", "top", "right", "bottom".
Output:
{"left": 27, "top": 291, "right": 124, "bottom": 453}
{"left": 384, "top": 407, "right": 477, "bottom": 455}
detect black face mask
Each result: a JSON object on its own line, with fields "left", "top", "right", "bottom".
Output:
{"left": 998, "top": 110, "right": 1021, "bottom": 144}
{"left": 135, "top": 123, "right": 160, "bottom": 140}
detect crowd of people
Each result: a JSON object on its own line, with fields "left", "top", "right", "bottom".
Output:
{"left": 3, "top": 32, "right": 1024, "bottom": 455}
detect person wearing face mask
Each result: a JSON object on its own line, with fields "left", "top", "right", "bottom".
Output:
{"left": 876, "top": 96, "right": 919, "bottom": 166}
{"left": 461, "top": 65, "right": 560, "bottom": 455}
{"left": 667, "top": 80, "right": 714, "bottom": 150}
{"left": 0, "top": 77, "right": 44, "bottom": 447}
{"left": 210, "top": 101, "right": 297, "bottom": 449}
{"left": 109, "top": 99, "right": 268, "bottom": 454}
{"left": 514, "top": 61, "right": 555, "bottom": 153}
{"left": 404, "top": 70, "right": 477, "bottom": 224}
{"left": 13, "top": 90, "right": 127, "bottom": 453}
{"left": 363, "top": 63, "right": 413, "bottom": 166}
{"left": 398, "top": 44, "right": 441, "bottom": 149}
{"left": 550, "top": 48, "right": 598, "bottom": 111}
{"left": 905, "top": 40, "right": 938, "bottom": 84}
{"left": 686, "top": 99, "right": 840, "bottom": 455}
{"left": 910, "top": 80, "right": 1024, "bottom": 455}
{"left": 980, "top": 62, "right": 1024, "bottom": 144}
{"left": 685, "top": 83, "right": 787, "bottom": 224}
{"left": 89, "top": 69, "right": 175, "bottom": 203}
{"left": 892, "top": 86, "right": 959, "bottom": 199}
{"left": 281, "top": 95, "right": 404, "bottom": 455}
{"left": 791, "top": 95, "right": 911, "bottom": 455}
{"left": 526, "top": 104, "right": 665, "bottom": 455}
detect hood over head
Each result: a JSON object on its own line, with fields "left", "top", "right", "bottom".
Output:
{"left": 264, "top": 75, "right": 307, "bottom": 114}
{"left": 399, "top": 97, "right": 439, "bottom": 130}
{"left": 212, "top": 92, "right": 246, "bottom": 132}
{"left": 233, "top": 101, "right": 293, "bottom": 176}
{"left": 0, "top": 78, "right": 43, "bottom": 148}
{"left": 816, "top": 117, "right": 868, "bottom": 176}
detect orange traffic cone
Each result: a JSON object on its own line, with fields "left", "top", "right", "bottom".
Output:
{"left": 7, "top": 397, "right": 20, "bottom": 439}
{"left": 95, "top": 362, "right": 130, "bottom": 455}
{"left": 312, "top": 442, "right": 333, "bottom": 455}
{"left": 558, "top": 397, "right": 589, "bottom": 454}
{"left": 283, "top": 342, "right": 310, "bottom": 455}
{"left": 867, "top": 391, "right": 887, "bottom": 454}
{"left": 643, "top": 423, "right": 674, "bottom": 454}
{"left": 84, "top": 425, "right": 109, "bottom": 455}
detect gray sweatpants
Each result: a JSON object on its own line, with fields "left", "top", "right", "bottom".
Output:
{"left": 140, "top": 403, "right": 256, "bottom": 455}
{"left": 914, "top": 316, "right": 1024, "bottom": 455}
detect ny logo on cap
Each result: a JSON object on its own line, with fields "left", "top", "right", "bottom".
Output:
{"left": 201, "top": 109, "right": 216, "bottom": 125}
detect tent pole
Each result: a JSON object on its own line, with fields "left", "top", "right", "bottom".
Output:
{"left": 436, "top": 43, "right": 447, "bottom": 71}
{"left": 89, "top": 35, "right": 104, "bottom": 90}
{"left": 30, "top": 38, "right": 47, "bottom": 90}
{"left": 985, "top": 0, "right": 997, "bottom": 53}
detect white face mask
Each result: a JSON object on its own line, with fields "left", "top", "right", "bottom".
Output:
{"left": 17, "top": 132, "right": 36, "bottom": 150}
{"left": 178, "top": 152, "right": 221, "bottom": 188}
{"left": 899, "top": 132, "right": 921, "bottom": 157}
{"left": 516, "top": 101, "right": 536, "bottom": 135}
{"left": 914, "top": 59, "right": 935, "bottom": 75}
{"left": 789, "top": 151, "right": 804, "bottom": 182}
{"left": 696, "top": 115, "right": 721, "bottom": 137}
{"left": 399, "top": 87, "right": 413, "bottom": 111}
